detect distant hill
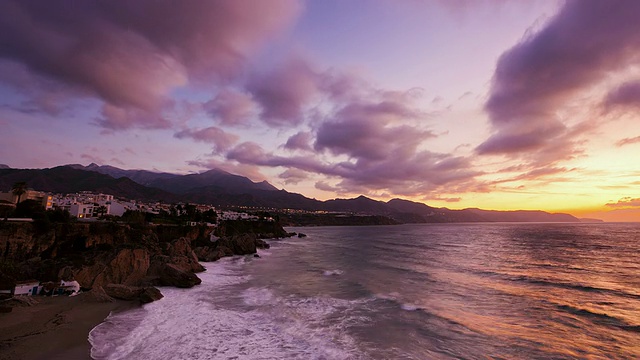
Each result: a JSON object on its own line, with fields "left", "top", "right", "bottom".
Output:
{"left": 0, "top": 164, "right": 581, "bottom": 223}
{"left": 69, "top": 163, "right": 180, "bottom": 186}
{"left": 70, "top": 163, "right": 277, "bottom": 195}
{"left": 579, "top": 218, "right": 604, "bottom": 223}
{"left": 147, "top": 168, "right": 278, "bottom": 194}
{"left": 0, "top": 166, "right": 177, "bottom": 202}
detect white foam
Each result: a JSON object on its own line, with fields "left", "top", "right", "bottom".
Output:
{"left": 375, "top": 292, "right": 401, "bottom": 301}
{"left": 257, "top": 249, "right": 272, "bottom": 256}
{"left": 323, "top": 269, "right": 344, "bottom": 276}
{"left": 401, "top": 303, "right": 420, "bottom": 311}
{"left": 90, "top": 260, "right": 369, "bottom": 360}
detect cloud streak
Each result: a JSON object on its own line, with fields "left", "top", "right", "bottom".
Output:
{"left": 606, "top": 197, "right": 640, "bottom": 208}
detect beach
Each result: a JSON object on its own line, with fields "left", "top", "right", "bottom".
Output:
{"left": 0, "top": 295, "right": 132, "bottom": 360}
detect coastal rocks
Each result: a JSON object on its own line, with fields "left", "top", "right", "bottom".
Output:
{"left": 192, "top": 235, "right": 271, "bottom": 262}
{"left": 159, "top": 263, "right": 201, "bottom": 288}
{"left": 139, "top": 286, "right": 163, "bottom": 304}
{"left": 103, "top": 284, "right": 164, "bottom": 303}
{"left": 104, "top": 284, "right": 144, "bottom": 300}
{"left": 57, "top": 266, "right": 75, "bottom": 281}
{"left": 298, "top": 233, "right": 307, "bottom": 238}
{"left": 75, "top": 248, "right": 151, "bottom": 289}
{"left": 193, "top": 246, "right": 224, "bottom": 262}
{"left": 81, "top": 286, "right": 115, "bottom": 303}
{"left": 164, "top": 237, "right": 205, "bottom": 273}
{"left": 255, "top": 239, "right": 270, "bottom": 249}
{"left": 219, "top": 233, "right": 257, "bottom": 255}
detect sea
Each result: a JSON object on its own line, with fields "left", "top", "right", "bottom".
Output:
{"left": 89, "top": 223, "right": 640, "bottom": 359}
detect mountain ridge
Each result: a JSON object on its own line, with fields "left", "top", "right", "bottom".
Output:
{"left": 0, "top": 164, "right": 582, "bottom": 223}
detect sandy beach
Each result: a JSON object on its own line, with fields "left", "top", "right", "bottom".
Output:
{"left": 0, "top": 295, "right": 133, "bottom": 360}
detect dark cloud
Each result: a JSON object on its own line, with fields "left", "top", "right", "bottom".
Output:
{"left": 224, "top": 69, "right": 479, "bottom": 196}
{"left": 315, "top": 181, "right": 341, "bottom": 193}
{"left": 227, "top": 138, "right": 478, "bottom": 197}
{"left": 480, "top": 0, "right": 640, "bottom": 156}
{"left": 174, "top": 126, "right": 239, "bottom": 153}
{"left": 603, "top": 81, "right": 640, "bottom": 111}
{"left": 278, "top": 168, "right": 309, "bottom": 185}
{"left": 315, "top": 100, "right": 433, "bottom": 161}
{"left": 246, "top": 58, "right": 320, "bottom": 126}
{"left": 606, "top": 197, "right": 640, "bottom": 208}
{"left": 0, "top": 0, "right": 300, "bottom": 129}
{"left": 203, "top": 90, "right": 257, "bottom": 126}
{"left": 283, "top": 132, "right": 313, "bottom": 151}
{"left": 97, "top": 104, "right": 172, "bottom": 130}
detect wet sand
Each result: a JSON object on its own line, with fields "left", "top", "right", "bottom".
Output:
{"left": 0, "top": 296, "right": 133, "bottom": 360}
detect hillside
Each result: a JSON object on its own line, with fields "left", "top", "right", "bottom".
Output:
{"left": 0, "top": 165, "right": 581, "bottom": 223}
{"left": 0, "top": 166, "right": 177, "bottom": 202}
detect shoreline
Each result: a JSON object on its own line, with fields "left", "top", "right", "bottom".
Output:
{"left": 0, "top": 295, "right": 135, "bottom": 360}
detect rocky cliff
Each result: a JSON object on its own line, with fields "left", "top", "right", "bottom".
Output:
{"left": 0, "top": 221, "right": 286, "bottom": 302}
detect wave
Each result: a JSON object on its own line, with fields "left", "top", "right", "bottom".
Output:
{"left": 468, "top": 269, "right": 640, "bottom": 301}
{"left": 91, "top": 261, "right": 369, "bottom": 360}
{"left": 555, "top": 304, "right": 640, "bottom": 333}
{"left": 323, "top": 269, "right": 344, "bottom": 276}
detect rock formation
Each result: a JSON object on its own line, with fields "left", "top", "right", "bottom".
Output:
{"left": 0, "top": 220, "right": 290, "bottom": 303}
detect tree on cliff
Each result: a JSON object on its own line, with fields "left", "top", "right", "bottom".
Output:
{"left": 11, "top": 182, "right": 27, "bottom": 204}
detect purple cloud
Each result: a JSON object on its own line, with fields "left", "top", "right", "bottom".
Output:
{"left": 247, "top": 58, "right": 320, "bottom": 126}
{"left": 97, "top": 104, "right": 172, "bottom": 130}
{"left": 315, "top": 100, "right": 434, "bottom": 161}
{"left": 0, "top": 0, "right": 300, "bottom": 129}
{"left": 603, "top": 81, "right": 640, "bottom": 111}
{"left": 174, "top": 126, "right": 239, "bottom": 153}
{"left": 283, "top": 132, "right": 313, "bottom": 151}
{"left": 278, "top": 168, "right": 309, "bottom": 185}
{"left": 480, "top": 0, "right": 640, "bottom": 156}
{"left": 203, "top": 90, "right": 257, "bottom": 127}
{"left": 227, "top": 137, "right": 478, "bottom": 197}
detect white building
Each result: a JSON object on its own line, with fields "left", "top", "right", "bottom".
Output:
{"left": 13, "top": 280, "right": 41, "bottom": 296}
{"left": 69, "top": 203, "right": 94, "bottom": 219}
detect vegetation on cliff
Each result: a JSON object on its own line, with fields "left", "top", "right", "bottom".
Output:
{"left": 0, "top": 217, "right": 290, "bottom": 303}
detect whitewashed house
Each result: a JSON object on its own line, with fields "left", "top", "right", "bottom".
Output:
{"left": 13, "top": 280, "right": 41, "bottom": 296}
{"left": 69, "top": 203, "right": 94, "bottom": 218}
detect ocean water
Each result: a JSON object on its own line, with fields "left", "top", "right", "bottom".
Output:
{"left": 89, "top": 223, "right": 640, "bottom": 359}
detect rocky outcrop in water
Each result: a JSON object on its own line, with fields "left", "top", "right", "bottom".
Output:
{"left": 192, "top": 233, "right": 274, "bottom": 262}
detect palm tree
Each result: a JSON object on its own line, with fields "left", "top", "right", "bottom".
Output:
{"left": 11, "top": 182, "right": 27, "bottom": 204}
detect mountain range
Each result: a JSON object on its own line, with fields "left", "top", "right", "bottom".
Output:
{"left": 0, "top": 163, "right": 581, "bottom": 223}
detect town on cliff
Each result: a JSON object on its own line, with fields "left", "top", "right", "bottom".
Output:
{"left": 0, "top": 184, "right": 294, "bottom": 311}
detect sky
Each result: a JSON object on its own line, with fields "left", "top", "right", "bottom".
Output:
{"left": 1, "top": 0, "right": 639, "bottom": 222}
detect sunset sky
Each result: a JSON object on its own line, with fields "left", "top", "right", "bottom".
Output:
{"left": 1, "top": 0, "right": 639, "bottom": 221}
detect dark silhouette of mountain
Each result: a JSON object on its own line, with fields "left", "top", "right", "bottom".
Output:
{"left": 0, "top": 164, "right": 581, "bottom": 223}
{"left": 386, "top": 198, "right": 478, "bottom": 222}
{"left": 0, "top": 166, "right": 177, "bottom": 202}
{"left": 183, "top": 188, "right": 322, "bottom": 209}
{"left": 147, "top": 168, "right": 278, "bottom": 194}
{"left": 579, "top": 218, "right": 604, "bottom": 223}
{"left": 0, "top": 164, "right": 9, "bottom": 169}
{"left": 70, "top": 163, "right": 180, "bottom": 186}
{"left": 71, "top": 163, "right": 278, "bottom": 195}
{"left": 463, "top": 208, "right": 579, "bottom": 222}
